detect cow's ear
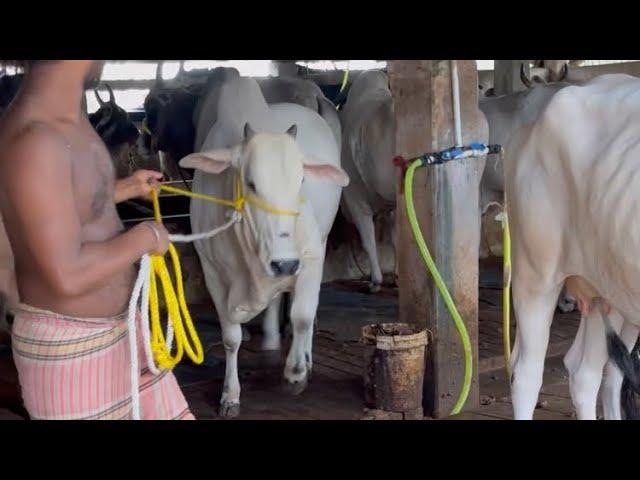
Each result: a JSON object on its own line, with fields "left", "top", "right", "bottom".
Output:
{"left": 302, "top": 158, "right": 350, "bottom": 187}
{"left": 179, "top": 146, "right": 241, "bottom": 173}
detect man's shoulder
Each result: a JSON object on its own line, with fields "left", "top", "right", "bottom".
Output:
{"left": 0, "top": 120, "right": 71, "bottom": 176}
{"left": 5, "top": 120, "right": 69, "bottom": 156}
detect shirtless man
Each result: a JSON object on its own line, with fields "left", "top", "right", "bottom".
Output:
{"left": 0, "top": 60, "right": 194, "bottom": 420}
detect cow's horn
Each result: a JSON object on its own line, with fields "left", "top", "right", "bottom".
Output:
{"left": 105, "top": 83, "right": 115, "bottom": 104}
{"left": 155, "top": 61, "right": 164, "bottom": 86}
{"left": 178, "top": 61, "right": 189, "bottom": 87}
{"left": 244, "top": 123, "right": 256, "bottom": 143}
{"left": 520, "top": 63, "right": 532, "bottom": 88}
{"left": 94, "top": 88, "right": 106, "bottom": 107}
{"left": 286, "top": 124, "right": 297, "bottom": 140}
{"left": 559, "top": 63, "right": 569, "bottom": 82}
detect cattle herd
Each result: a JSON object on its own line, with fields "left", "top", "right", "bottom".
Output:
{"left": 1, "top": 60, "right": 639, "bottom": 420}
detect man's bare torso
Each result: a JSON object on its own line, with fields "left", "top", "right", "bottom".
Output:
{"left": 0, "top": 100, "right": 135, "bottom": 318}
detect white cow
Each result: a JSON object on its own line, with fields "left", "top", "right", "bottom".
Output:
{"left": 340, "top": 69, "right": 488, "bottom": 292}
{"left": 257, "top": 76, "right": 341, "bottom": 152}
{"left": 339, "top": 70, "right": 396, "bottom": 292}
{"left": 505, "top": 74, "right": 640, "bottom": 420}
{"left": 479, "top": 83, "right": 582, "bottom": 314}
{"left": 180, "top": 76, "right": 348, "bottom": 417}
{"left": 194, "top": 72, "right": 341, "bottom": 153}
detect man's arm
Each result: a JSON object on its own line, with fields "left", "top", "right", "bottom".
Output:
{"left": 2, "top": 125, "right": 167, "bottom": 297}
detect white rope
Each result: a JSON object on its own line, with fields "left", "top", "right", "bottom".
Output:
{"left": 127, "top": 254, "right": 150, "bottom": 420}
{"left": 138, "top": 254, "right": 161, "bottom": 377}
{"left": 168, "top": 212, "right": 240, "bottom": 243}
{"left": 126, "top": 212, "right": 241, "bottom": 420}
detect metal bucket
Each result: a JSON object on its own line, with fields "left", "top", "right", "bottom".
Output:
{"left": 362, "top": 323, "right": 428, "bottom": 413}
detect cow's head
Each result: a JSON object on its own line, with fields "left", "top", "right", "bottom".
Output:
{"left": 521, "top": 61, "right": 569, "bottom": 88}
{"left": 88, "top": 84, "right": 140, "bottom": 148}
{"left": 535, "top": 60, "right": 570, "bottom": 83}
{"left": 179, "top": 122, "right": 349, "bottom": 278}
{"left": 520, "top": 63, "right": 548, "bottom": 89}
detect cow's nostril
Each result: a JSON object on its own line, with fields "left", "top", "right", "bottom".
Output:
{"left": 270, "top": 260, "right": 300, "bottom": 277}
{"left": 270, "top": 261, "right": 281, "bottom": 276}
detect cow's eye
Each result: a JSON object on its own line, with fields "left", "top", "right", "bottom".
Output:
{"left": 248, "top": 181, "right": 256, "bottom": 193}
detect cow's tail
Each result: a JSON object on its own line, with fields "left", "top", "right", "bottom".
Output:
{"left": 603, "top": 305, "right": 640, "bottom": 419}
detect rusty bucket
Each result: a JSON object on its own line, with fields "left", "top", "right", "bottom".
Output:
{"left": 362, "top": 323, "right": 428, "bottom": 413}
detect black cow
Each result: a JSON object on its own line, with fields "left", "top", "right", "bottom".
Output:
{"left": 88, "top": 84, "right": 139, "bottom": 149}
{"left": 142, "top": 62, "right": 215, "bottom": 182}
{"left": 87, "top": 84, "right": 141, "bottom": 178}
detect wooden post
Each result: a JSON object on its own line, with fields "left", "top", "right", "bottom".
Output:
{"left": 388, "top": 60, "right": 487, "bottom": 418}
{"left": 493, "top": 60, "right": 528, "bottom": 96}
{"left": 273, "top": 61, "right": 299, "bottom": 78}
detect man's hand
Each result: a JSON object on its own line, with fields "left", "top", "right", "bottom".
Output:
{"left": 114, "top": 170, "right": 163, "bottom": 204}
{"left": 138, "top": 221, "right": 170, "bottom": 256}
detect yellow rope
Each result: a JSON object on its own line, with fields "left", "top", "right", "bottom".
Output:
{"left": 148, "top": 191, "right": 204, "bottom": 369}
{"left": 502, "top": 207, "right": 512, "bottom": 377}
{"left": 159, "top": 180, "right": 300, "bottom": 217}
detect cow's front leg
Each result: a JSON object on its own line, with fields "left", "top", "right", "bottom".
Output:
{"left": 260, "top": 294, "right": 282, "bottom": 366}
{"left": 219, "top": 316, "right": 243, "bottom": 418}
{"left": 284, "top": 261, "right": 322, "bottom": 394}
{"left": 262, "top": 294, "right": 282, "bottom": 352}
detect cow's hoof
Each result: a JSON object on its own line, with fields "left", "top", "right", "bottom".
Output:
{"left": 260, "top": 349, "right": 281, "bottom": 367}
{"left": 219, "top": 401, "right": 241, "bottom": 418}
{"left": 369, "top": 282, "right": 382, "bottom": 294}
{"left": 283, "top": 373, "right": 310, "bottom": 396}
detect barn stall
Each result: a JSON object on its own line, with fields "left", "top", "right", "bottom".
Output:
{"left": 0, "top": 59, "right": 638, "bottom": 420}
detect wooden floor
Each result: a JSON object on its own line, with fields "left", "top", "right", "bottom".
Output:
{"left": 176, "top": 280, "right": 583, "bottom": 421}
{"left": 178, "top": 322, "right": 583, "bottom": 421}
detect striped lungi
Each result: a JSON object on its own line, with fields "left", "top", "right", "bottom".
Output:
{"left": 11, "top": 304, "right": 194, "bottom": 420}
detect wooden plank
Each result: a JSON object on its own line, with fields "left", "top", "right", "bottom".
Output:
{"left": 566, "top": 61, "right": 640, "bottom": 84}
{"left": 312, "top": 343, "right": 363, "bottom": 370}
{"left": 479, "top": 339, "right": 573, "bottom": 374}
{"left": 312, "top": 351, "right": 362, "bottom": 377}
{"left": 539, "top": 383, "right": 571, "bottom": 399}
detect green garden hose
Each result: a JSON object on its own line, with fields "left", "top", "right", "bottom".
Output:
{"left": 404, "top": 159, "right": 473, "bottom": 416}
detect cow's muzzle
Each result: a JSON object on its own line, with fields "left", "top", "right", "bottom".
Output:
{"left": 270, "top": 260, "right": 300, "bottom": 277}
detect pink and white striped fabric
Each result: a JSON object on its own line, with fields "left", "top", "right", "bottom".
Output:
{"left": 11, "top": 304, "right": 194, "bottom": 420}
